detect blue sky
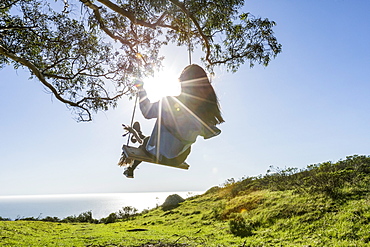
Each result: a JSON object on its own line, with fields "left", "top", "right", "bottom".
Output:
{"left": 1, "top": 0, "right": 370, "bottom": 196}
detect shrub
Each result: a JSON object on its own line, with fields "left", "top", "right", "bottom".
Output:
{"left": 227, "top": 155, "right": 370, "bottom": 200}
{"left": 76, "top": 211, "right": 95, "bottom": 223}
{"left": 100, "top": 212, "right": 118, "bottom": 224}
{"left": 0, "top": 216, "right": 11, "bottom": 221}
{"left": 211, "top": 202, "right": 226, "bottom": 220}
{"left": 62, "top": 211, "right": 97, "bottom": 223}
{"left": 42, "top": 216, "right": 61, "bottom": 222}
{"left": 117, "top": 206, "right": 138, "bottom": 220}
{"left": 229, "top": 214, "right": 253, "bottom": 237}
{"left": 100, "top": 206, "right": 139, "bottom": 224}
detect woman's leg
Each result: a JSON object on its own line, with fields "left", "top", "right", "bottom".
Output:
{"left": 123, "top": 136, "right": 149, "bottom": 178}
{"left": 160, "top": 147, "right": 191, "bottom": 166}
{"left": 123, "top": 159, "right": 142, "bottom": 178}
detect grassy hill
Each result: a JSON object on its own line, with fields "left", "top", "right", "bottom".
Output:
{"left": 1, "top": 155, "right": 369, "bottom": 246}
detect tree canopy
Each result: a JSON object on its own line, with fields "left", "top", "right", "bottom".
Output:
{"left": 0, "top": 0, "right": 282, "bottom": 121}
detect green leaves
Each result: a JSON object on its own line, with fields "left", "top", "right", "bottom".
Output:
{"left": 1, "top": 0, "right": 281, "bottom": 120}
{"left": 229, "top": 214, "right": 253, "bottom": 237}
{"left": 210, "top": 14, "right": 282, "bottom": 72}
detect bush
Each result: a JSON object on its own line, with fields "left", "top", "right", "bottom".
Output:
{"left": 210, "top": 202, "right": 225, "bottom": 220}
{"left": 229, "top": 214, "right": 253, "bottom": 237}
{"left": 62, "top": 211, "right": 97, "bottom": 223}
{"left": 42, "top": 216, "right": 61, "bottom": 222}
{"left": 0, "top": 216, "right": 11, "bottom": 221}
{"left": 100, "top": 206, "right": 139, "bottom": 224}
{"left": 100, "top": 212, "right": 118, "bottom": 224}
{"left": 117, "top": 206, "right": 138, "bottom": 220}
{"left": 227, "top": 155, "right": 370, "bottom": 200}
{"left": 301, "top": 155, "right": 370, "bottom": 198}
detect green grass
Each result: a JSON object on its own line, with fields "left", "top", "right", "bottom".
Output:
{"left": 1, "top": 155, "right": 370, "bottom": 246}
{"left": 0, "top": 192, "right": 242, "bottom": 246}
{"left": 1, "top": 190, "right": 369, "bottom": 246}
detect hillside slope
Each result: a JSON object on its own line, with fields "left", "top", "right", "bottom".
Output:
{"left": 1, "top": 155, "right": 369, "bottom": 246}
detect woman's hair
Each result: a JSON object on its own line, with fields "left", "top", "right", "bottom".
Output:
{"left": 178, "top": 64, "right": 224, "bottom": 125}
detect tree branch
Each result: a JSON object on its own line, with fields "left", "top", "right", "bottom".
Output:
{"left": 76, "top": 91, "right": 126, "bottom": 106}
{"left": 167, "top": 0, "right": 212, "bottom": 64}
{"left": 0, "top": 26, "right": 37, "bottom": 31}
{"left": 80, "top": 0, "right": 211, "bottom": 66}
{"left": 84, "top": 0, "right": 167, "bottom": 29}
{"left": 0, "top": 44, "right": 92, "bottom": 121}
{"left": 43, "top": 69, "right": 121, "bottom": 80}
{"left": 80, "top": 0, "right": 137, "bottom": 53}
{"left": 0, "top": 0, "right": 22, "bottom": 10}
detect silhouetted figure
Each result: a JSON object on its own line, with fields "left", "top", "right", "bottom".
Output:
{"left": 123, "top": 64, "right": 224, "bottom": 178}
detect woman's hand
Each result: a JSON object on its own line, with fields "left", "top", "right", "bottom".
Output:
{"left": 133, "top": 79, "right": 144, "bottom": 89}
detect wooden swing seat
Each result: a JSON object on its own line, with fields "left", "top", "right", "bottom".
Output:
{"left": 121, "top": 145, "right": 190, "bottom": 170}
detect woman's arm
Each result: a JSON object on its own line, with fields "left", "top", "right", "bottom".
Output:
{"left": 136, "top": 84, "right": 159, "bottom": 119}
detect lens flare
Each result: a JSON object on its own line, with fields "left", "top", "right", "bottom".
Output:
{"left": 143, "top": 70, "right": 181, "bottom": 102}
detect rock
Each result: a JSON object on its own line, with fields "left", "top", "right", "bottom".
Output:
{"left": 161, "top": 194, "right": 185, "bottom": 211}
{"left": 126, "top": 228, "right": 148, "bottom": 232}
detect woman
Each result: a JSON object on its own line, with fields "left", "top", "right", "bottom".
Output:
{"left": 123, "top": 64, "right": 224, "bottom": 178}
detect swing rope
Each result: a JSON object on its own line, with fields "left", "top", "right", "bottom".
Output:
{"left": 126, "top": 0, "right": 140, "bottom": 146}
{"left": 187, "top": 2, "right": 192, "bottom": 65}
{"left": 126, "top": 1, "right": 193, "bottom": 146}
{"left": 126, "top": 93, "right": 139, "bottom": 146}
{"left": 187, "top": 27, "right": 192, "bottom": 65}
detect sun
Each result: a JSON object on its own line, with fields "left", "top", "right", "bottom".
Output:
{"left": 143, "top": 69, "right": 181, "bottom": 102}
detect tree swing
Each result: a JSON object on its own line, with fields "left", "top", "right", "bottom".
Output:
{"left": 118, "top": 85, "right": 190, "bottom": 170}
{"left": 119, "top": 122, "right": 190, "bottom": 170}
{"left": 117, "top": 1, "right": 194, "bottom": 171}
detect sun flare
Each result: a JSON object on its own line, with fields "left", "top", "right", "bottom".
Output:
{"left": 143, "top": 69, "right": 181, "bottom": 102}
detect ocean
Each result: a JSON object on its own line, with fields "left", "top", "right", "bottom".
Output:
{"left": 0, "top": 191, "right": 203, "bottom": 220}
